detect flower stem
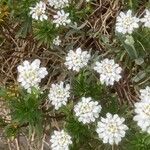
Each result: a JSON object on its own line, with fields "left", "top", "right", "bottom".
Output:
{"left": 129, "top": 0, "right": 132, "bottom": 8}
{"left": 112, "top": 144, "right": 115, "bottom": 150}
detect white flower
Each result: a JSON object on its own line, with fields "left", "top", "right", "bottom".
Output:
{"left": 140, "top": 86, "right": 150, "bottom": 102}
{"left": 48, "top": 82, "right": 70, "bottom": 110}
{"left": 116, "top": 10, "right": 139, "bottom": 34}
{"left": 53, "top": 36, "right": 61, "bottom": 46}
{"left": 50, "top": 130, "right": 72, "bottom": 150}
{"left": 48, "top": 0, "right": 69, "bottom": 9}
{"left": 74, "top": 97, "right": 102, "bottom": 124}
{"left": 133, "top": 100, "right": 150, "bottom": 133}
{"left": 96, "top": 113, "right": 128, "bottom": 145}
{"left": 65, "top": 47, "right": 91, "bottom": 72}
{"left": 17, "top": 59, "right": 48, "bottom": 92}
{"left": 94, "top": 59, "right": 122, "bottom": 86}
{"left": 29, "top": 1, "right": 48, "bottom": 21}
{"left": 141, "top": 9, "right": 150, "bottom": 28}
{"left": 53, "top": 10, "right": 71, "bottom": 27}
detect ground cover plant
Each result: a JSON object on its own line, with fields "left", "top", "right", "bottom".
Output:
{"left": 0, "top": 0, "right": 150, "bottom": 149}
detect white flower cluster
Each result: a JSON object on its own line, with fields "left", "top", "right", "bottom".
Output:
{"left": 16, "top": 57, "right": 129, "bottom": 147}
{"left": 17, "top": 59, "right": 48, "bottom": 92}
{"left": 29, "top": 1, "right": 48, "bottom": 21}
{"left": 74, "top": 97, "right": 102, "bottom": 124}
{"left": 53, "top": 10, "right": 71, "bottom": 27}
{"left": 141, "top": 9, "right": 150, "bottom": 28}
{"left": 116, "top": 9, "right": 150, "bottom": 34}
{"left": 134, "top": 86, "right": 150, "bottom": 133}
{"left": 65, "top": 47, "right": 91, "bottom": 72}
{"left": 48, "top": 82, "right": 70, "bottom": 110}
{"left": 96, "top": 113, "right": 128, "bottom": 145}
{"left": 48, "top": 0, "right": 69, "bottom": 9}
{"left": 50, "top": 130, "right": 72, "bottom": 150}
{"left": 94, "top": 58, "right": 122, "bottom": 86}
{"left": 48, "top": 0, "right": 71, "bottom": 27}
{"left": 134, "top": 100, "right": 150, "bottom": 133}
{"left": 29, "top": 1, "right": 71, "bottom": 26}
{"left": 116, "top": 10, "right": 139, "bottom": 34}
{"left": 140, "top": 86, "right": 150, "bottom": 102}
{"left": 53, "top": 36, "right": 61, "bottom": 46}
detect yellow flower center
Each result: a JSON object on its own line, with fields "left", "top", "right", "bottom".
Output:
{"left": 25, "top": 70, "right": 36, "bottom": 79}
{"left": 108, "top": 123, "right": 118, "bottom": 133}
{"left": 105, "top": 65, "right": 112, "bottom": 73}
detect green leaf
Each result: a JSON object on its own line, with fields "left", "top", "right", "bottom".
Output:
{"left": 132, "top": 71, "right": 146, "bottom": 83}
{"left": 117, "top": 34, "right": 138, "bottom": 59}
{"left": 33, "top": 21, "right": 58, "bottom": 48}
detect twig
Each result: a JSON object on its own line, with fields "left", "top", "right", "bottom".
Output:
{"left": 15, "top": 138, "right": 20, "bottom": 150}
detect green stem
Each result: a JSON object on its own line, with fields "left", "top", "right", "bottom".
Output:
{"left": 112, "top": 144, "right": 115, "bottom": 150}
{"left": 129, "top": 0, "right": 132, "bottom": 8}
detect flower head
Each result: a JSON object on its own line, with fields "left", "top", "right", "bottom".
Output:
{"left": 48, "top": 82, "right": 70, "bottom": 110}
{"left": 17, "top": 59, "right": 48, "bottom": 92}
{"left": 134, "top": 100, "right": 150, "bottom": 133}
{"left": 53, "top": 36, "right": 61, "bottom": 46}
{"left": 50, "top": 130, "right": 72, "bottom": 150}
{"left": 65, "top": 47, "right": 91, "bottom": 72}
{"left": 96, "top": 113, "right": 128, "bottom": 145}
{"left": 141, "top": 9, "right": 150, "bottom": 28}
{"left": 74, "top": 97, "right": 102, "bottom": 124}
{"left": 53, "top": 10, "right": 71, "bottom": 27}
{"left": 94, "top": 58, "right": 122, "bottom": 86}
{"left": 29, "top": 1, "right": 48, "bottom": 21}
{"left": 140, "top": 86, "right": 150, "bottom": 102}
{"left": 48, "top": 0, "right": 69, "bottom": 9}
{"left": 116, "top": 10, "right": 139, "bottom": 34}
